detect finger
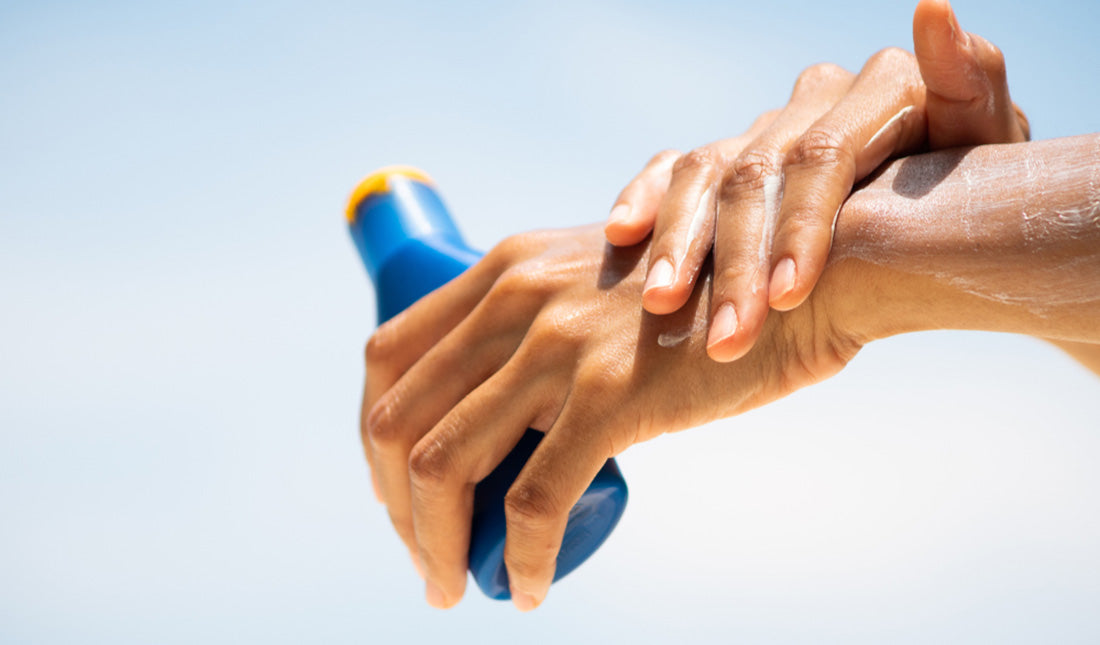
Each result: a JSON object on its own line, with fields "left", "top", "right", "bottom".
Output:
{"left": 502, "top": 398, "right": 613, "bottom": 611}
{"left": 363, "top": 231, "right": 547, "bottom": 412}
{"left": 639, "top": 147, "right": 722, "bottom": 315}
{"left": 359, "top": 378, "right": 383, "bottom": 502}
{"left": 641, "top": 113, "right": 777, "bottom": 316}
{"left": 707, "top": 65, "right": 854, "bottom": 360}
{"left": 408, "top": 363, "right": 551, "bottom": 609}
{"left": 913, "top": 0, "right": 1028, "bottom": 147}
{"left": 767, "top": 48, "right": 926, "bottom": 313}
{"left": 361, "top": 235, "right": 533, "bottom": 488}
{"left": 365, "top": 281, "right": 539, "bottom": 560}
{"left": 605, "top": 150, "right": 681, "bottom": 247}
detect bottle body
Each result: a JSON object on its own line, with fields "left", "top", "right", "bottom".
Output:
{"left": 347, "top": 168, "right": 627, "bottom": 600}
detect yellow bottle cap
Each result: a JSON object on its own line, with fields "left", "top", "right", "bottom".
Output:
{"left": 345, "top": 165, "right": 435, "bottom": 223}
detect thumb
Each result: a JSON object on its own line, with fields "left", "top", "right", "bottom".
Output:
{"left": 912, "top": 0, "right": 1028, "bottom": 147}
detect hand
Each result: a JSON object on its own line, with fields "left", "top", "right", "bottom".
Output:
{"left": 362, "top": 134, "right": 1100, "bottom": 612}
{"left": 604, "top": 0, "right": 1029, "bottom": 363}
{"left": 362, "top": 225, "right": 861, "bottom": 611}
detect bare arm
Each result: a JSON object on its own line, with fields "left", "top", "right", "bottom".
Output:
{"left": 827, "top": 133, "right": 1100, "bottom": 354}
{"left": 1046, "top": 340, "right": 1100, "bottom": 376}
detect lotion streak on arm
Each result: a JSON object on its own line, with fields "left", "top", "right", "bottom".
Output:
{"left": 835, "top": 134, "right": 1100, "bottom": 323}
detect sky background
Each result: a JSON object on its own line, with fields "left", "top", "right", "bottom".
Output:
{"left": 2, "top": 0, "right": 1099, "bottom": 643}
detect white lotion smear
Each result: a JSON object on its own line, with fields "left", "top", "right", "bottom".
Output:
{"left": 836, "top": 134, "right": 1100, "bottom": 313}
{"left": 859, "top": 105, "right": 915, "bottom": 177}
{"left": 759, "top": 174, "right": 783, "bottom": 268}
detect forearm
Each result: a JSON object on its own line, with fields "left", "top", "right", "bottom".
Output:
{"left": 823, "top": 134, "right": 1100, "bottom": 348}
{"left": 1046, "top": 339, "right": 1100, "bottom": 376}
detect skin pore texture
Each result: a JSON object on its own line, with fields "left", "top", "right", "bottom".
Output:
{"left": 834, "top": 134, "right": 1100, "bottom": 330}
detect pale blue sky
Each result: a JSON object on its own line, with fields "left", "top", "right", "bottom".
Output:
{"left": 2, "top": 1, "right": 1099, "bottom": 643}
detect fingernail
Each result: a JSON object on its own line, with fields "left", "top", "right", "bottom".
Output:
{"left": 769, "top": 257, "right": 797, "bottom": 305}
{"left": 512, "top": 590, "right": 538, "bottom": 612}
{"left": 425, "top": 580, "right": 448, "bottom": 609}
{"left": 608, "top": 203, "right": 632, "bottom": 225}
{"left": 707, "top": 302, "right": 738, "bottom": 348}
{"left": 644, "top": 257, "right": 675, "bottom": 294}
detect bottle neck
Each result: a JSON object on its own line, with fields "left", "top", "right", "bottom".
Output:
{"left": 348, "top": 176, "right": 466, "bottom": 282}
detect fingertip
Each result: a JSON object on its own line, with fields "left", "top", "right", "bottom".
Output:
{"left": 642, "top": 257, "right": 686, "bottom": 314}
{"left": 706, "top": 299, "right": 736, "bottom": 341}
{"left": 706, "top": 297, "right": 769, "bottom": 362}
{"left": 510, "top": 583, "right": 548, "bottom": 612}
{"left": 604, "top": 219, "right": 648, "bottom": 247}
{"left": 707, "top": 334, "right": 756, "bottom": 363}
{"left": 425, "top": 579, "right": 450, "bottom": 609}
{"left": 512, "top": 591, "right": 538, "bottom": 612}
{"left": 768, "top": 257, "right": 801, "bottom": 311}
{"left": 425, "top": 569, "right": 467, "bottom": 609}
{"left": 642, "top": 288, "right": 689, "bottom": 315}
{"left": 705, "top": 339, "right": 742, "bottom": 363}
{"left": 705, "top": 302, "right": 744, "bottom": 362}
{"left": 605, "top": 202, "right": 656, "bottom": 247}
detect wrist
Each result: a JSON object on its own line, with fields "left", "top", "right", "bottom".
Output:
{"left": 814, "top": 199, "right": 951, "bottom": 347}
{"left": 816, "top": 134, "right": 1100, "bottom": 347}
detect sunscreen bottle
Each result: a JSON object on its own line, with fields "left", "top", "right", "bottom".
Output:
{"left": 346, "top": 167, "right": 628, "bottom": 600}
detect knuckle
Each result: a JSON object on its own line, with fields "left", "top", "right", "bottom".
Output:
{"left": 977, "top": 40, "right": 1007, "bottom": 81}
{"left": 794, "top": 62, "right": 849, "bottom": 92}
{"left": 365, "top": 396, "right": 404, "bottom": 449}
{"left": 867, "top": 46, "right": 914, "bottom": 71}
{"left": 488, "top": 265, "right": 536, "bottom": 300}
{"left": 649, "top": 148, "right": 681, "bottom": 167}
{"left": 672, "top": 147, "right": 722, "bottom": 176}
{"left": 504, "top": 482, "right": 559, "bottom": 529}
{"left": 726, "top": 150, "right": 780, "bottom": 192}
{"left": 495, "top": 232, "right": 528, "bottom": 258}
{"left": 575, "top": 356, "right": 630, "bottom": 400}
{"left": 485, "top": 231, "right": 538, "bottom": 268}
{"left": 408, "top": 436, "right": 455, "bottom": 487}
{"left": 484, "top": 235, "right": 518, "bottom": 268}
{"left": 486, "top": 263, "right": 553, "bottom": 305}
{"left": 714, "top": 263, "right": 761, "bottom": 293}
{"left": 530, "top": 312, "right": 583, "bottom": 349}
{"left": 364, "top": 325, "right": 398, "bottom": 366}
{"left": 511, "top": 315, "right": 583, "bottom": 371}
{"left": 522, "top": 317, "right": 559, "bottom": 349}
{"left": 751, "top": 109, "right": 780, "bottom": 130}
{"left": 779, "top": 207, "right": 833, "bottom": 241}
{"left": 787, "top": 129, "right": 851, "bottom": 170}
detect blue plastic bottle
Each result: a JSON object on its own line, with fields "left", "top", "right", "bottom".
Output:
{"left": 346, "top": 166, "right": 628, "bottom": 601}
